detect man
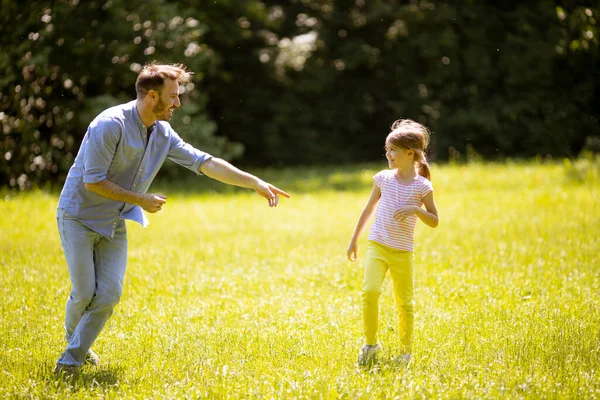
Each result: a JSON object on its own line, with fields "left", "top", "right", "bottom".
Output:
{"left": 54, "top": 62, "right": 289, "bottom": 374}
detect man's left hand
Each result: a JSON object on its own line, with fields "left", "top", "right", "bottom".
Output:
{"left": 254, "top": 180, "right": 291, "bottom": 207}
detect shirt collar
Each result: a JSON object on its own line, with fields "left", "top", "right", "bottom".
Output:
{"left": 132, "top": 100, "right": 154, "bottom": 131}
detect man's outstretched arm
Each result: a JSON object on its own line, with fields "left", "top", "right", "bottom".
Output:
{"left": 200, "top": 158, "right": 290, "bottom": 207}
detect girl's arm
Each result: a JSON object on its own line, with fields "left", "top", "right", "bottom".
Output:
{"left": 394, "top": 191, "right": 439, "bottom": 228}
{"left": 347, "top": 183, "right": 381, "bottom": 261}
{"left": 416, "top": 191, "right": 438, "bottom": 227}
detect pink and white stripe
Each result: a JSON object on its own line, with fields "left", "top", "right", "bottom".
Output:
{"left": 368, "top": 169, "right": 433, "bottom": 252}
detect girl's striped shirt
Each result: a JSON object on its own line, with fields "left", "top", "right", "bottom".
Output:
{"left": 368, "top": 169, "right": 433, "bottom": 252}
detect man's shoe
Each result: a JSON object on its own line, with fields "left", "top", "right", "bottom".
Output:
{"left": 53, "top": 362, "right": 80, "bottom": 377}
{"left": 357, "top": 343, "right": 383, "bottom": 367}
{"left": 85, "top": 349, "right": 100, "bottom": 366}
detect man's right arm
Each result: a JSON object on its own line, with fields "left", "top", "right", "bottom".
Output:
{"left": 81, "top": 118, "right": 166, "bottom": 213}
{"left": 85, "top": 179, "right": 166, "bottom": 213}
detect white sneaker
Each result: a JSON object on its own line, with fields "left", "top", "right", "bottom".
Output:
{"left": 85, "top": 349, "right": 100, "bottom": 366}
{"left": 394, "top": 353, "right": 412, "bottom": 367}
{"left": 357, "top": 343, "right": 382, "bottom": 367}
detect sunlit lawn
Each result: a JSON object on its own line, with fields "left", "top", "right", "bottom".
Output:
{"left": 1, "top": 161, "right": 599, "bottom": 399}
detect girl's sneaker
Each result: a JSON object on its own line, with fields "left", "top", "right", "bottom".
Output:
{"left": 393, "top": 353, "right": 412, "bottom": 367}
{"left": 357, "top": 343, "right": 382, "bottom": 367}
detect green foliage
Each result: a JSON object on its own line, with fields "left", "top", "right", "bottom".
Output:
{"left": 1, "top": 163, "right": 599, "bottom": 398}
{"left": 205, "top": 1, "right": 600, "bottom": 165}
{"left": 0, "top": 0, "right": 239, "bottom": 189}
{"left": 563, "top": 152, "right": 600, "bottom": 183}
{"left": 1, "top": 1, "right": 599, "bottom": 188}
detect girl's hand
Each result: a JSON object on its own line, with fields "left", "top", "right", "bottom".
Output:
{"left": 347, "top": 241, "right": 359, "bottom": 262}
{"left": 393, "top": 205, "right": 419, "bottom": 222}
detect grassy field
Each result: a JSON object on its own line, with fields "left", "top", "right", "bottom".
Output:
{"left": 1, "top": 161, "right": 599, "bottom": 399}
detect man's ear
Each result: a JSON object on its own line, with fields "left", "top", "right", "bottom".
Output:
{"left": 148, "top": 90, "right": 158, "bottom": 102}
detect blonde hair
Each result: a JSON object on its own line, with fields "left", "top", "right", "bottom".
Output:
{"left": 135, "top": 62, "right": 193, "bottom": 98}
{"left": 386, "top": 119, "right": 432, "bottom": 180}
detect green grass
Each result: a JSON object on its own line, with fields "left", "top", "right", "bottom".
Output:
{"left": 1, "top": 161, "right": 599, "bottom": 399}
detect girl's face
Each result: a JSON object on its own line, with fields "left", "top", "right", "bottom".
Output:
{"left": 385, "top": 140, "right": 412, "bottom": 169}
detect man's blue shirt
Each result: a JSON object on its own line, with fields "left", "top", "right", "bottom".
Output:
{"left": 58, "top": 100, "right": 212, "bottom": 239}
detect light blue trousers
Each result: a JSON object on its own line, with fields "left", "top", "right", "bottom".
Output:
{"left": 56, "top": 208, "right": 127, "bottom": 366}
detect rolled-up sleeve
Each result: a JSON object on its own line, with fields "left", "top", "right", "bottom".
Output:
{"left": 167, "top": 128, "right": 213, "bottom": 175}
{"left": 83, "top": 118, "right": 121, "bottom": 184}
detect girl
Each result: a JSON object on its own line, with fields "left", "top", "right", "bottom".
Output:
{"left": 347, "top": 119, "right": 439, "bottom": 367}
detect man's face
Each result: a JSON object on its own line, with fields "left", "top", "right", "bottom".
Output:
{"left": 152, "top": 79, "right": 181, "bottom": 121}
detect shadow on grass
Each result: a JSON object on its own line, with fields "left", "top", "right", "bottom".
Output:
{"left": 45, "top": 363, "right": 123, "bottom": 392}
{"left": 357, "top": 358, "right": 412, "bottom": 375}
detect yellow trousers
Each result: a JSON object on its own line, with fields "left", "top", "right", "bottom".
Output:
{"left": 362, "top": 240, "right": 414, "bottom": 353}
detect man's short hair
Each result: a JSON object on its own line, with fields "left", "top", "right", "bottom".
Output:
{"left": 135, "top": 62, "right": 193, "bottom": 98}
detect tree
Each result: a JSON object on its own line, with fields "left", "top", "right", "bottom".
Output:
{"left": 0, "top": 0, "right": 241, "bottom": 189}
{"left": 1, "top": 1, "right": 598, "bottom": 189}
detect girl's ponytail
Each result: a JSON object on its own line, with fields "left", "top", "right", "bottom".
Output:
{"left": 418, "top": 161, "right": 431, "bottom": 180}
{"left": 417, "top": 152, "right": 431, "bottom": 180}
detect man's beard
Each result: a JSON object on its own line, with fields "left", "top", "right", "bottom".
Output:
{"left": 153, "top": 98, "right": 172, "bottom": 121}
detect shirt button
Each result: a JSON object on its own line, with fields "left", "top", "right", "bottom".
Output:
{"left": 133, "top": 184, "right": 137, "bottom": 187}
{"left": 139, "top": 169, "right": 142, "bottom": 172}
